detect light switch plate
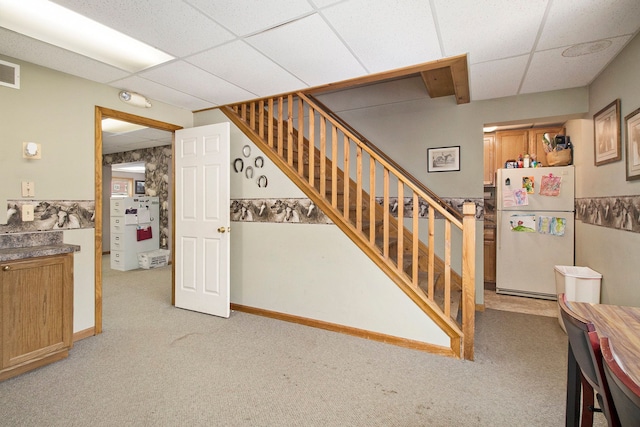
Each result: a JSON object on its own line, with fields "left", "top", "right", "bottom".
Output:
{"left": 22, "top": 204, "right": 34, "bottom": 221}
{"left": 21, "top": 181, "right": 35, "bottom": 197}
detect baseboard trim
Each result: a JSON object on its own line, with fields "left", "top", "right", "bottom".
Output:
{"left": 73, "top": 327, "right": 95, "bottom": 342}
{"left": 476, "top": 304, "right": 485, "bottom": 311}
{"left": 230, "top": 303, "right": 456, "bottom": 358}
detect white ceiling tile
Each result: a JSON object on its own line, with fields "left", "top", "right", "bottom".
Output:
{"left": 0, "top": 28, "right": 129, "bottom": 83}
{"left": 246, "top": 13, "right": 366, "bottom": 86}
{"left": 435, "top": 0, "right": 548, "bottom": 64}
{"left": 51, "top": 0, "right": 234, "bottom": 57}
{"left": 321, "top": 0, "right": 441, "bottom": 73}
{"left": 140, "top": 61, "right": 257, "bottom": 106}
{"left": 310, "top": 0, "right": 343, "bottom": 8}
{"left": 109, "top": 76, "right": 216, "bottom": 112}
{"left": 521, "top": 35, "right": 631, "bottom": 95}
{"left": 186, "top": 41, "right": 307, "bottom": 96}
{"left": 185, "top": 0, "right": 313, "bottom": 36}
{"left": 470, "top": 55, "right": 529, "bottom": 100}
{"left": 538, "top": 0, "right": 640, "bottom": 50}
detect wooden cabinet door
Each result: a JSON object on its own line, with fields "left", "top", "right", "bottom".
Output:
{"left": 483, "top": 134, "right": 496, "bottom": 186}
{"left": 496, "top": 130, "right": 528, "bottom": 167}
{"left": 483, "top": 227, "right": 496, "bottom": 283}
{"left": 1, "top": 254, "right": 73, "bottom": 370}
{"left": 528, "top": 127, "right": 564, "bottom": 164}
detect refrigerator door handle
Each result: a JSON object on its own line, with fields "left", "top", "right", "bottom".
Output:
{"left": 497, "top": 210, "right": 502, "bottom": 250}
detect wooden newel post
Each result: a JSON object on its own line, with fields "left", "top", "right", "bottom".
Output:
{"left": 462, "top": 202, "right": 476, "bottom": 361}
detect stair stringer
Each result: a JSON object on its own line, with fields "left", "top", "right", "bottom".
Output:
{"left": 221, "top": 106, "right": 464, "bottom": 358}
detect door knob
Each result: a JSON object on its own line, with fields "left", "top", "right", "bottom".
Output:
{"left": 218, "top": 227, "right": 226, "bottom": 233}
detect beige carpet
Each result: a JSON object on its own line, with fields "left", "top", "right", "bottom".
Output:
{"left": 0, "top": 256, "right": 607, "bottom": 426}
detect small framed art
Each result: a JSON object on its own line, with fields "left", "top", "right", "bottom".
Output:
{"left": 427, "top": 146, "right": 460, "bottom": 172}
{"left": 594, "top": 99, "right": 621, "bottom": 166}
{"left": 624, "top": 107, "right": 640, "bottom": 180}
{"left": 134, "top": 180, "right": 146, "bottom": 195}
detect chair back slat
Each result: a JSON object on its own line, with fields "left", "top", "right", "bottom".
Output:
{"left": 558, "top": 293, "right": 619, "bottom": 426}
{"left": 601, "top": 336, "right": 640, "bottom": 427}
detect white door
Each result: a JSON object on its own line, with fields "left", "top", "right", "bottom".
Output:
{"left": 175, "top": 123, "right": 230, "bottom": 317}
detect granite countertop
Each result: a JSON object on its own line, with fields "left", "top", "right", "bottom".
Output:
{"left": 0, "top": 231, "right": 80, "bottom": 262}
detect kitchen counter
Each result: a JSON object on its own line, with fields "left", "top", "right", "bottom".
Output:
{"left": 0, "top": 231, "right": 80, "bottom": 262}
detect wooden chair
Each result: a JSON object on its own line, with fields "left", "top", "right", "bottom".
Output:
{"left": 558, "top": 293, "right": 619, "bottom": 426}
{"left": 600, "top": 336, "right": 640, "bottom": 427}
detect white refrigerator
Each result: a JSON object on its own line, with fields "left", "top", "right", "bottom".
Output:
{"left": 495, "top": 166, "right": 575, "bottom": 299}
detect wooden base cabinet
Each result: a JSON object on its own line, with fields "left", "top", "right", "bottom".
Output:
{"left": 483, "top": 227, "right": 496, "bottom": 283}
{"left": 0, "top": 253, "right": 73, "bottom": 381}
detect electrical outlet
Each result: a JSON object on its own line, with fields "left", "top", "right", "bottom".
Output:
{"left": 22, "top": 204, "right": 34, "bottom": 221}
{"left": 21, "top": 181, "right": 34, "bottom": 197}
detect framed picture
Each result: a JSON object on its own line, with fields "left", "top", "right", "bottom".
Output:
{"left": 427, "top": 146, "right": 460, "bottom": 172}
{"left": 111, "top": 177, "right": 132, "bottom": 196}
{"left": 624, "top": 107, "right": 640, "bottom": 181}
{"left": 135, "top": 180, "right": 146, "bottom": 195}
{"left": 594, "top": 99, "right": 621, "bottom": 166}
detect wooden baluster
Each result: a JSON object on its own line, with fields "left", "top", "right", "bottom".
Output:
{"left": 444, "top": 220, "right": 451, "bottom": 317}
{"left": 343, "top": 136, "right": 350, "bottom": 220}
{"left": 383, "top": 167, "right": 389, "bottom": 259}
{"left": 277, "top": 96, "right": 284, "bottom": 156}
{"left": 428, "top": 205, "right": 435, "bottom": 300}
{"left": 268, "top": 98, "right": 274, "bottom": 148}
{"left": 412, "top": 193, "right": 419, "bottom": 286}
{"left": 462, "top": 202, "right": 476, "bottom": 361}
{"left": 297, "top": 98, "right": 304, "bottom": 176}
{"left": 250, "top": 102, "right": 256, "bottom": 131}
{"left": 397, "top": 180, "right": 404, "bottom": 273}
{"left": 356, "top": 146, "right": 363, "bottom": 231}
{"left": 319, "top": 116, "right": 326, "bottom": 196}
{"left": 287, "top": 95, "right": 293, "bottom": 166}
{"left": 308, "top": 108, "right": 315, "bottom": 187}
{"left": 331, "top": 126, "right": 338, "bottom": 208}
{"left": 369, "top": 157, "right": 376, "bottom": 245}
{"left": 240, "top": 103, "right": 246, "bottom": 122}
{"left": 258, "top": 100, "right": 264, "bottom": 139}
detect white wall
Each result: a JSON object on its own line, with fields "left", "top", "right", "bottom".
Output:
{"left": 0, "top": 55, "right": 193, "bottom": 333}
{"left": 574, "top": 33, "right": 640, "bottom": 306}
{"left": 195, "top": 109, "right": 450, "bottom": 347}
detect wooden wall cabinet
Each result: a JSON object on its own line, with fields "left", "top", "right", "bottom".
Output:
{"left": 1, "top": 253, "right": 74, "bottom": 381}
{"left": 496, "top": 129, "right": 529, "bottom": 168}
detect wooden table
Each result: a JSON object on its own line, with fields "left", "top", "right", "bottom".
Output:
{"left": 564, "top": 301, "right": 640, "bottom": 426}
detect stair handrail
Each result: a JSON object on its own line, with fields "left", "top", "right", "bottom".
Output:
{"left": 304, "top": 93, "right": 463, "bottom": 222}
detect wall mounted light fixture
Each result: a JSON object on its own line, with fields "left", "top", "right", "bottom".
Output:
{"left": 23, "top": 142, "right": 41, "bottom": 159}
{"left": 118, "top": 90, "right": 152, "bottom": 108}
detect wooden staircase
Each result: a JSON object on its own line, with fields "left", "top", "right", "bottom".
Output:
{"left": 221, "top": 93, "right": 476, "bottom": 360}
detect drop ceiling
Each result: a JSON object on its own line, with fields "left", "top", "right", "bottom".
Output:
{"left": 0, "top": 0, "right": 638, "bottom": 113}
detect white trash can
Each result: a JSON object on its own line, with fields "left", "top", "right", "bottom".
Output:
{"left": 555, "top": 265, "right": 602, "bottom": 332}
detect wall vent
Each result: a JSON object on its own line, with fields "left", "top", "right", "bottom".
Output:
{"left": 0, "top": 59, "right": 20, "bottom": 89}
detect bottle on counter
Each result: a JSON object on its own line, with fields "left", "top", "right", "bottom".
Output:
{"left": 517, "top": 154, "right": 523, "bottom": 168}
{"left": 523, "top": 154, "right": 530, "bottom": 168}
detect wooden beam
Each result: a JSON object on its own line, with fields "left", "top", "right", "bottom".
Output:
{"left": 421, "top": 66, "right": 455, "bottom": 98}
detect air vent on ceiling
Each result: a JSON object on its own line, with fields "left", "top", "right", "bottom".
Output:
{"left": 0, "top": 59, "right": 20, "bottom": 89}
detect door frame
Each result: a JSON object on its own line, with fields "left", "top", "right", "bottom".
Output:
{"left": 94, "top": 106, "right": 182, "bottom": 334}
